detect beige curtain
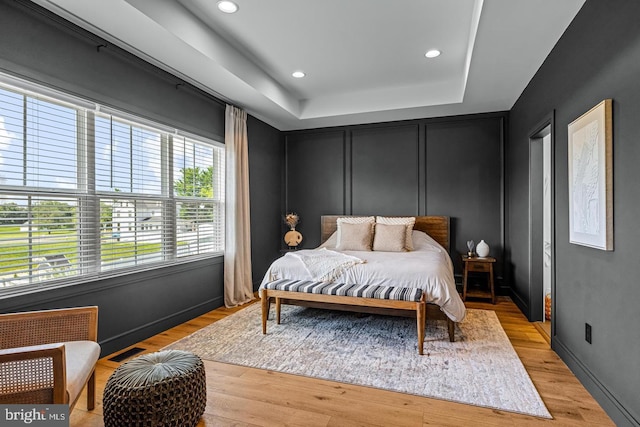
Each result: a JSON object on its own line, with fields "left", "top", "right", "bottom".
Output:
{"left": 224, "top": 105, "right": 254, "bottom": 307}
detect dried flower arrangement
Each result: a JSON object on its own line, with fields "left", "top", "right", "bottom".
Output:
{"left": 284, "top": 213, "right": 299, "bottom": 230}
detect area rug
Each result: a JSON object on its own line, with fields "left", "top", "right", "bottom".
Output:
{"left": 165, "top": 304, "right": 551, "bottom": 419}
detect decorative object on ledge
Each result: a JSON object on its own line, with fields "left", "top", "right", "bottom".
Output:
{"left": 284, "top": 212, "right": 303, "bottom": 249}
{"left": 476, "top": 239, "right": 490, "bottom": 257}
{"left": 568, "top": 99, "right": 613, "bottom": 251}
{"left": 466, "top": 240, "right": 475, "bottom": 257}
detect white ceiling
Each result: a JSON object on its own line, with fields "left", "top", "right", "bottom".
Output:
{"left": 32, "top": 0, "right": 585, "bottom": 130}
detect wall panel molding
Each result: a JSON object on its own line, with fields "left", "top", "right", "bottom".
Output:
{"left": 350, "top": 124, "right": 420, "bottom": 216}
{"left": 285, "top": 112, "right": 507, "bottom": 278}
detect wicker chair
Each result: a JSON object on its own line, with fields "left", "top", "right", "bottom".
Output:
{"left": 0, "top": 306, "right": 100, "bottom": 410}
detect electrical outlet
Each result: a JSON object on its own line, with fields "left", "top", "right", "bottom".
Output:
{"left": 585, "top": 323, "right": 592, "bottom": 344}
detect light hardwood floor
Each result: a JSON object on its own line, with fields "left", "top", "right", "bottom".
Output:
{"left": 70, "top": 297, "right": 613, "bottom": 426}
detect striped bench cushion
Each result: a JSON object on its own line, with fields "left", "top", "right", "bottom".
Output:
{"left": 260, "top": 279, "right": 423, "bottom": 302}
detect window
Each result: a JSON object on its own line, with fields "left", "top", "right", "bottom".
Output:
{"left": 173, "top": 136, "right": 224, "bottom": 257}
{"left": 0, "top": 75, "right": 224, "bottom": 294}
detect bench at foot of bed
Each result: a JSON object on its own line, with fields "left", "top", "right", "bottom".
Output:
{"left": 259, "top": 279, "right": 456, "bottom": 355}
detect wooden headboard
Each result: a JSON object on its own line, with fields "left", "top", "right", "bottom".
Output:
{"left": 320, "top": 215, "right": 450, "bottom": 253}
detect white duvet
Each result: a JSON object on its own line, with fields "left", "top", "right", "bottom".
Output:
{"left": 261, "top": 230, "right": 466, "bottom": 322}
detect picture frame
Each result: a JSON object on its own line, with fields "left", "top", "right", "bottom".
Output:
{"left": 567, "top": 99, "right": 613, "bottom": 250}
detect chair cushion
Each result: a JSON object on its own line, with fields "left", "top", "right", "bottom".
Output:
{"left": 63, "top": 341, "right": 100, "bottom": 404}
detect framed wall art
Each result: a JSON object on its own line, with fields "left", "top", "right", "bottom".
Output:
{"left": 567, "top": 99, "right": 613, "bottom": 250}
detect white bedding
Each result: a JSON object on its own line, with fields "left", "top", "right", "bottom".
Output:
{"left": 261, "top": 230, "right": 466, "bottom": 322}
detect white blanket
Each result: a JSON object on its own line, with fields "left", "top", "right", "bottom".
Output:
{"left": 261, "top": 231, "right": 466, "bottom": 322}
{"left": 287, "top": 248, "right": 365, "bottom": 282}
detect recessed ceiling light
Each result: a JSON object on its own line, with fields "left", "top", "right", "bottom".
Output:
{"left": 217, "top": 1, "right": 239, "bottom": 14}
{"left": 425, "top": 49, "right": 441, "bottom": 58}
{"left": 292, "top": 71, "right": 306, "bottom": 78}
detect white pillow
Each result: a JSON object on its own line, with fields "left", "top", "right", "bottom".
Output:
{"left": 373, "top": 223, "right": 406, "bottom": 252}
{"left": 336, "top": 216, "right": 375, "bottom": 224}
{"left": 336, "top": 222, "right": 374, "bottom": 251}
{"left": 376, "top": 216, "right": 416, "bottom": 251}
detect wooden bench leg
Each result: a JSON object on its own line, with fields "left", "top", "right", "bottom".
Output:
{"left": 416, "top": 299, "right": 426, "bottom": 355}
{"left": 447, "top": 318, "right": 455, "bottom": 342}
{"left": 261, "top": 291, "right": 270, "bottom": 334}
{"left": 276, "top": 297, "right": 282, "bottom": 324}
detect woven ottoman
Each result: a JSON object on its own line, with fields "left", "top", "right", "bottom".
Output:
{"left": 103, "top": 350, "right": 206, "bottom": 427}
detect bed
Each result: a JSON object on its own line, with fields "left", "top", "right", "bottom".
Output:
{"left": 260, "top": 215, "right": 466, "bottom": 325}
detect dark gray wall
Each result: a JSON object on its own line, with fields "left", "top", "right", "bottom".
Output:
{"left": 351, "top": 125, "right": 420, "bottom": 215}
{"left": 284, "top": 113, "right": 506, "bottom": 282}
{"left": 0, "top": 259, "right": 223, "bottom": 357}
{"left": 285, "top": 130, "right": 345, "bottom": 246}
{"left": 426, "top": 119, "right": 504, "bottom": 276}
{"left": 0, "top": 0, "right": 282, "bottom": 356}
{"left": 247, "top": 115, "right": 285, "bottom": 287}
{"left": 508, "top": 1, "right": 640, "bottom": 425}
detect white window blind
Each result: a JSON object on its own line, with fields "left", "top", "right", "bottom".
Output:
{"left": 173, "top": 136, "right": 225, "bottom": 257}
{"left": 0, "top": 195, "right": 82, "bottom": 286}
{"left": 100, "top": 198, "right": 170, "bottom": 270}
{"left": 0, "top": 75, "right": 224, "bottom": 294}
{"left": 0, "top": 87, "right": 79, "bottom": 190}
{"left": 95, "top": 114, "right": 164, "bottom": 195}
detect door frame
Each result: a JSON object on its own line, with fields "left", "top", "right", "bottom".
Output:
{"left": 528, "top": 112, "right": 556, "bottom": 340}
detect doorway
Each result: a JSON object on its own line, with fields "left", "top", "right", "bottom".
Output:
{"left": 529, "top": 121, "right": 554, "bottom": 343}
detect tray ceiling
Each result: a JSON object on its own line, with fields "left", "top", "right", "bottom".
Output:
{"left": 32, "top": 0, "right": 585, "bottom": 130}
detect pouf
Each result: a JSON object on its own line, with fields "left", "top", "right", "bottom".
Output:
{"left": 103, "top": 350, "right": 206, "bottom": 427}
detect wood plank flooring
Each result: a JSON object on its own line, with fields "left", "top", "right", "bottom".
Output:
{"left": 70, "top": 297, "right": 614, "bottom": 426}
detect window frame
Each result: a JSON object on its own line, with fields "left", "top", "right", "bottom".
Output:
{"left": 0, "top": 74, "right": 224, "bottom": 297}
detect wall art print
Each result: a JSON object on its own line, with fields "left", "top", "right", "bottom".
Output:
{"left": 567, "top": 99, "right": 613, "bottom": 250}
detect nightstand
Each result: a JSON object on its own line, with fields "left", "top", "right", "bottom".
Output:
{"left": 462, "top": 255, "right": 496, "bottom": 304}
